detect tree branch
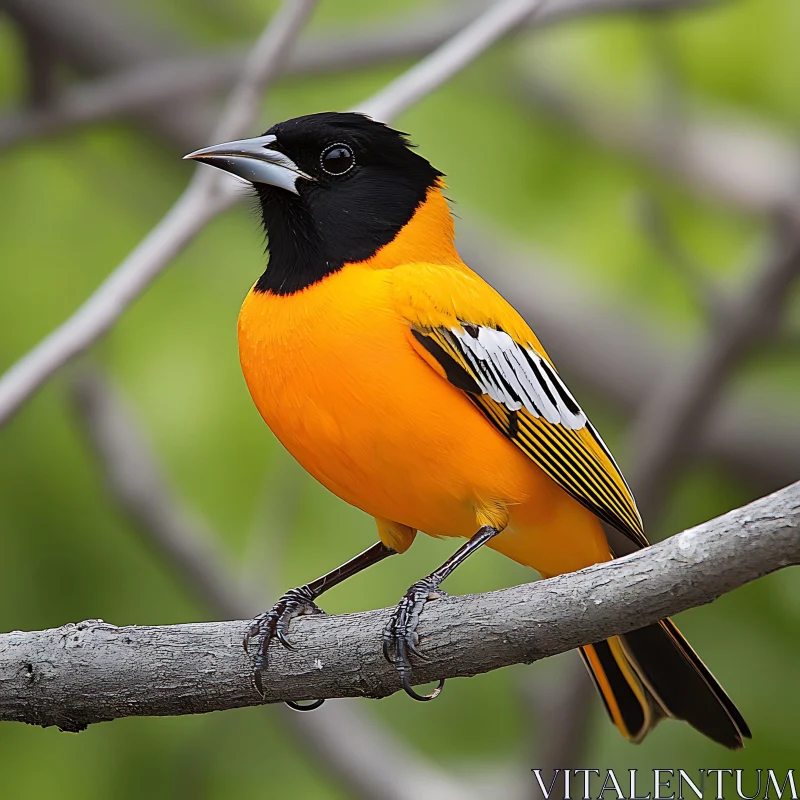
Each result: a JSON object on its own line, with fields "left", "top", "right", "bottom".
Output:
{"left": 2, "top": 482, "right": 797, "bottom": 730}
{"left": 16, "top": 16, "right": 58, "bottom": 107}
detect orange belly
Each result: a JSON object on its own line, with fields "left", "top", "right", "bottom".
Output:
{"left": 238, "top": 265, "right": 609, "bottom": 577}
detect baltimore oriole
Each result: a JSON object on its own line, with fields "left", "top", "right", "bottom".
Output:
{"left": 186, "top": 112, "right": 749, "bottom": 747}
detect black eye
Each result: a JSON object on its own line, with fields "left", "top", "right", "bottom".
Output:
{"left": 320, "top": 143, "right": 355, "bottom": 176}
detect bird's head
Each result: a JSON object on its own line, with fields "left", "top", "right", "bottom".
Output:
{"left": 185, "top": 112, "right": 452, "bottom": 294}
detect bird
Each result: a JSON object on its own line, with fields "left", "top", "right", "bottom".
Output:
{"left": 185, "top": 111, "right": 750, "bottom": 747}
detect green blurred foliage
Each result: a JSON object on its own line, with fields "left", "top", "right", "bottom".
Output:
{"left": 0, "top": 0, "right": 798, "bottom": 797}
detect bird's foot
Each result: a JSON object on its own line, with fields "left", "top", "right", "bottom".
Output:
{"left": 244, "top": 586, "right": 326, "bottom": 707}
{"left": 382, "top": 576, "right": 447, "bottom": 701}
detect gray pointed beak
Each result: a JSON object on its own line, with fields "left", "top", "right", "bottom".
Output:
{"left": 184, "top": 134, "right": 313, "bottom": 194}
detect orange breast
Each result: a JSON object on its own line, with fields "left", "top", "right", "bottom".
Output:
{"left": 239, "top": 265, "right": 516, "bottom": 534}
{"left": 237, "top": 264, "right": 609, "bottom": 576}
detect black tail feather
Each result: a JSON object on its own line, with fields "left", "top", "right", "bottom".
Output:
{"left": 620, "top": 619, "right": 750, "bottom": 748}
{"left": 579, "top": 639, "right": 660, "bottom": 743}
{"left": 580, "top": 619, "right": 748, "bottom": 748}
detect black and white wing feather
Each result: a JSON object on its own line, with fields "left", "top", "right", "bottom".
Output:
{"left": 410, "top": 322, "right": 646, "bottom": 548}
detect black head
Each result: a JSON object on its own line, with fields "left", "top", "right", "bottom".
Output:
{"left": 185, "top": 112, "right": 443, "bottom": 294}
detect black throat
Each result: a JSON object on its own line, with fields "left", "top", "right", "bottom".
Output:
{"left": 253, "top": 165, "right": 441, "bottom": 296}
{"left": 253, "top": 188, "right": 333, "bottom": 295}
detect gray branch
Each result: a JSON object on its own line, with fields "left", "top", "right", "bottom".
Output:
{"left": 2, "top": 481, "right": 797, "bottom": 731}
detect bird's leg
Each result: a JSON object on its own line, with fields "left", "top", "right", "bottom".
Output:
{"left": 245, "top": 541, "right": 395, "bottom": 702}
{"left": 383, "top": 525, "right": 501, "bottom": 701}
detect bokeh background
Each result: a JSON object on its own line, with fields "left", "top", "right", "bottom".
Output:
{"left": 1, "top": 0, "right": 799, "bottom": 797}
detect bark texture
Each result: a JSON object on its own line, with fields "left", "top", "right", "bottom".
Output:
{"left": 1, "top": 481, "right": 797, "bottom": 732}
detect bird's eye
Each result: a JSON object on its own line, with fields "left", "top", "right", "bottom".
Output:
{"left": 320, "top": 143, "right": 355, "bottom": 176}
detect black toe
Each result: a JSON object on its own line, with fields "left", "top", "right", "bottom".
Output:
{"left": 383, "top": 577, "right": 447, "bottom": 701}
{"left": 244, "top": 586, "right": 325, "bottom": 701}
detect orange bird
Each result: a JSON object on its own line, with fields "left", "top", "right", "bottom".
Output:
{"left": 186, "top": 112, "right": 749, "bottom": 747}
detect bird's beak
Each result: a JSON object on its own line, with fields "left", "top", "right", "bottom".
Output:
{"left": 183, "top": 134, "right": 313, "bottom": 194}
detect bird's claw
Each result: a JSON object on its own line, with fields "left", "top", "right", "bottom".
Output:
{"left": 243, "top": 586, "right": 325, "bottom": 698}
{"left": 383, "top": 577, "right": 447, "bottom": 701}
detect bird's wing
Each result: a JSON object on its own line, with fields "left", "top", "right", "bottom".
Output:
{"left": 396, "top": 262, "right": 646, "bottom": 548}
